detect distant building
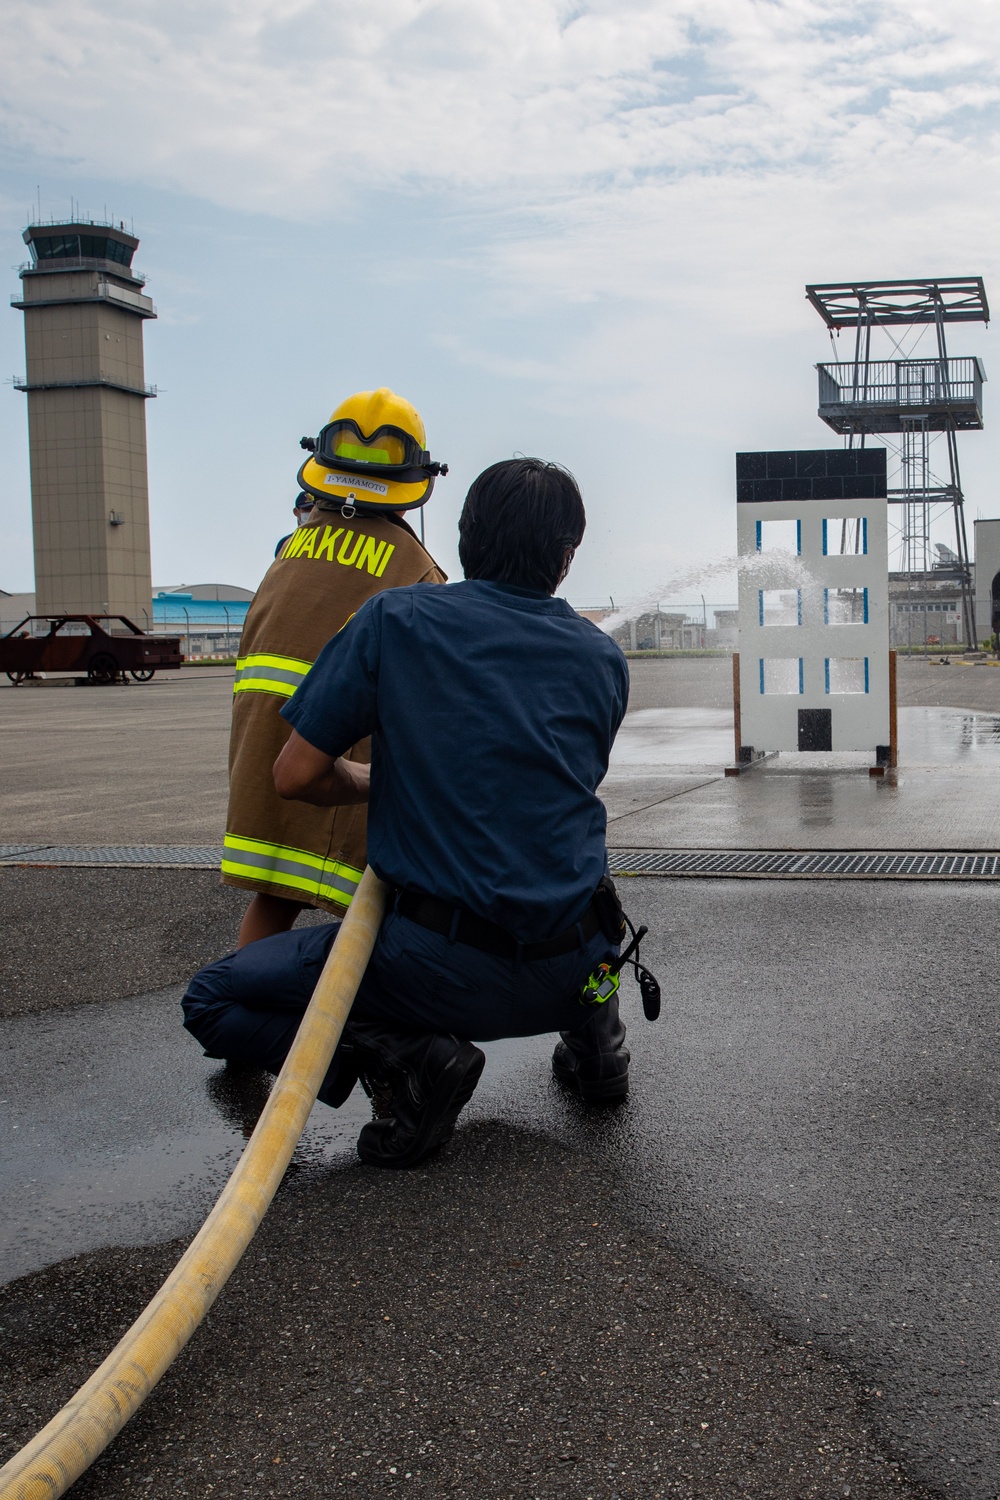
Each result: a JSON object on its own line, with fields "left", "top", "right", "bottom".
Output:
{"left": 574, "top": 606, "right": 612, "bottom": 625}
{"left": 709, "top": 609, "right": 739, "bottom": 649}
{"left": 888, "top": 544, "right": 965, "bottom": 647}
{"left": 574, "top": 602, "right": 733, "bottom": 651}
{"left": 611, "top": 611, "right": 708, "bottom": 651}
{"left": 150, "top": 584, "right": 255, "bottom": 656}
{"left": 0, "top": 590, "right": 38, "bottom": 636}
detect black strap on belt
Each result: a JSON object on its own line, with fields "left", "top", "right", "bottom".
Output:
{"left": 394, "top": 888, "right": 602, "bottom": 962}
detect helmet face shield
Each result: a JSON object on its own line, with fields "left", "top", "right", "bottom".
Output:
{"left": 317, "top": 420, "right": 428, "bottom": 475}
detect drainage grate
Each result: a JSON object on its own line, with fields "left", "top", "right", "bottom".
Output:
{"left": 2, "top": 845, "right": 998, "bottom": 879}
{"left": 609, "top": 849, "right": 1000, "bottom": 879}
{"left": 0, "top": 845, "right": 224, "bottom": 868}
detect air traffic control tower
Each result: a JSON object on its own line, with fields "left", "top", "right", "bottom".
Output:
{"left": 12, "top": 221, "right": 157, "bottom": 621}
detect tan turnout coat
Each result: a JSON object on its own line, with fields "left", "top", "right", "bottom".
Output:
{"left": 222, "top": 507, "right": 445, "bottom": 914}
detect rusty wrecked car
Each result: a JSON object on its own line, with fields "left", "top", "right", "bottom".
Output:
{"left": 0, "top": 615, "right": 183, "bottom": 685}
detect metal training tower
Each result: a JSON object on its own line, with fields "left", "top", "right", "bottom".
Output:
{"left": 806, "top": 277, "right": 988, "bottom": 647}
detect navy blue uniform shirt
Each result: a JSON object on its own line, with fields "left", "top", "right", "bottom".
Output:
{"left": 282, "top": 579, "right": 629, "bottom": 941}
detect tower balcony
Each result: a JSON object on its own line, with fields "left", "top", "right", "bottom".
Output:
{"left": 817, "top": 357, "right": 985, "bottom": 433}
{"left": 11, "top": 276, "right": 156, "bottom": 318}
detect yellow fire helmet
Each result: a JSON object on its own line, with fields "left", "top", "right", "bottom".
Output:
{"left": 297, "top": 387, "right": 447, "bottom": 514}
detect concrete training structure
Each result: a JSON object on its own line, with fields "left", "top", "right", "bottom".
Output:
{"left": 735, "top": 449, "right": 890, "bottom": 758}
{"left": 974, "top": 518, "right": 1000, "bottom": 644}
{"left": 12, "top": 220, "right": 157, "bottom": 624}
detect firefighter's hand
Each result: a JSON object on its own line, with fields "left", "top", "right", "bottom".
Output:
{"left": 273, "top": 730, "right": 370, "bottom": 806}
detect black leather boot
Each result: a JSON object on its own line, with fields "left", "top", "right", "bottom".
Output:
{"left": 552, "top": 995, "right": 629, "bottom": 1102}
{"left": 347, "top": 1023, "right": 486, "bottom": 1169}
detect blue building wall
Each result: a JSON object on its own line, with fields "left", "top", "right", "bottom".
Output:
{"left": 152, "top": 593, "right": 251, "bottom": 630}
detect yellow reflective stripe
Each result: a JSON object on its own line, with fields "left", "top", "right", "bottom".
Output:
{"left": 233, "top": 678, "right": 298, "bottom": 698}
{"left": 222, "top": 834, "right": 364, "bottom": 905}
{"left": 233, "top": 652, "right": 313, "bottom": 698}
{"left": 244, "top": 653, "right": 313, "bottom": 673}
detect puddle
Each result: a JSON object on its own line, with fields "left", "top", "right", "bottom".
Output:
{"left": 606, "top": 706, "right": 1000, "bottom": 777}
{"left": 0, "top": 987, "right": 370, "bottom": 1285}
{"left": 0, "top": 989, "right": 556, "bottom": 1287}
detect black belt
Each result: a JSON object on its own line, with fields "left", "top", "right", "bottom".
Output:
{"left": 394, "top": 889, "right": 602, "bottom": 962}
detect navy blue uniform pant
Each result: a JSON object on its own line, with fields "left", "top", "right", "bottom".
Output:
{"left": 182, "top": 910, "right": 615, "bottom": 1088}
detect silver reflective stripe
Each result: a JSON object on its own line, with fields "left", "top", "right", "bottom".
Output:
{"left": 223, "top": 844, "right": 360, "bottom": 901}
{"left": 235, "top": 663, "right": 307, "bottom": 690}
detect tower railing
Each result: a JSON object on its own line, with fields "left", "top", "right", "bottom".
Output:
{"left": 817, "top": 357, "right": 984, "bottom": 431}
{"left": 17, "top": 257, "right": 146, "bottom": 285}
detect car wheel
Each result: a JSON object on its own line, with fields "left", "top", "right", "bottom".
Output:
{"left": 130, "top": 667, "right": 155, "bottom": 682}
{"left": 88, "top": 652, "right": 120, "bottom": 685}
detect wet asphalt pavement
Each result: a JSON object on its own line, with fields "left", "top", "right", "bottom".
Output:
{"left": 2, "top": 1128, "right": 927, "bottom": 1500}
{"left": 2, "top": 877, "right": 998, "bottom": 1497}
{"left": 3, "top": 659, "right": 999, "bottom": 1496}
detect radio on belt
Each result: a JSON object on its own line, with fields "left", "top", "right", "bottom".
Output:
{"left": 579, "top": 922, "right": 661, "bottom": 1021}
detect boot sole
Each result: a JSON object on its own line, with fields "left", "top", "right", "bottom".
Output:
{"left": 357, "top": 1045, "right": 486, "bottom": 1169}
{"left": 551, "top": 1056, "right": 629, "bottom": 1103}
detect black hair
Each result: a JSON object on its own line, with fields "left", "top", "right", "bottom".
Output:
{"left": 457, "top": 458, "right": 586, "bottom": 593}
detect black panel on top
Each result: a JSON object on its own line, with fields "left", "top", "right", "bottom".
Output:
{"left": 856, "top": 449, "right": 888, "bottom": 477}
{"left": 736, "top": 448, "right": 888, "bottom": 499}
{"left": 736, "top": 453, "right": 768, "bottom": 480}
{"left": 795, "top": 451, "right": 830, "bottom": 477}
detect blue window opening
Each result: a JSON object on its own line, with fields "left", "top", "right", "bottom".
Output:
{"left": 759, "top": 658, "right": 803, "bottom": 695}
{"left": 755, "top": 519, "right": 762, "bottom": 553}
{"left": 822, "top": 517, "right": 869, "bottom": 556}
{"left": 824, "top": 657, "right": 870, "bottom": 695}
{"left": 796, "top": 518, "right": 802, "bottom": 555}
{"left": 759, "top": 590, "right": 801, "bottom": 627}
{"left": 823, "top": 587, "right": 870, "bottom": 625}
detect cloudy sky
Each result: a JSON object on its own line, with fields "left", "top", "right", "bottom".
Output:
{"left": 1, "top": 0, "right": 999, "bottom": 610}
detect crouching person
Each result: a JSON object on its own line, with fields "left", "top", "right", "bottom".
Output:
{"left": 184, "top": 457, "right": 631, "bottom": 1168}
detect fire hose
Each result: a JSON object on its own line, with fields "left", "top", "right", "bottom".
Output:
{"left": 0, "top": 867, "right": 388, "bottom": 1500}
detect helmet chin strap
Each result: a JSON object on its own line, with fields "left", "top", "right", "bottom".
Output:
{"left": 341, "top": 494, "right": 357, "bottom": 518}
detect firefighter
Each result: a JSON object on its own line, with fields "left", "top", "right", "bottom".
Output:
{"left": 185, "top": 458, "right": 636, "bottom": 1169}
{"left": 273, "top": 490, "right": 316, "bottom": 559}
{"left": 223, "top": 388, "right": 448, "bottom": 946}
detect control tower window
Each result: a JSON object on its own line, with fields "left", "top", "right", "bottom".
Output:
{"left": 30, "top": 233, "right": 134, "bottom": 266}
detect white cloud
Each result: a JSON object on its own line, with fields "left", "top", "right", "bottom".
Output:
{"left": 3, "top": 1, "right": 1000, "bottom": 213}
